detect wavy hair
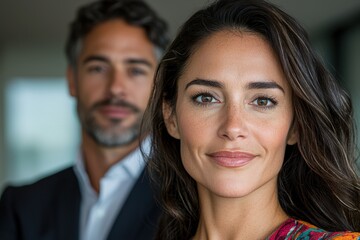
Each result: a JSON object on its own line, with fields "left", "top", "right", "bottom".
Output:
{"left": 144, "top": 0, "right": 360, "bottom": 239}
{"left": 65, "top": 0, "right": 169, "bottom": 68}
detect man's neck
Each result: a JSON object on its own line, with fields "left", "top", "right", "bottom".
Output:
{"left": 81, "top": 132, "right": 141, "bottom": 193}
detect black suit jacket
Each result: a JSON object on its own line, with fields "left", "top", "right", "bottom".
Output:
{"left": 0, "top": 167, "right": 161, "bottom": 240}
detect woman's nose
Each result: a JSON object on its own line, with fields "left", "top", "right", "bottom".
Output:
{"left": 217, "top": 104, "right": 248, "bottom": 141}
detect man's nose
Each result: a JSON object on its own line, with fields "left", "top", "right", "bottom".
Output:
{"left": 109, "top": 70, "right": 127, "bottom": 97}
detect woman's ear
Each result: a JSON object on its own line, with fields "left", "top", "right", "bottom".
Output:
{"left": 162, "top": 102, "right": 180, "bottom": 139}
{"left": 287, "top": 123, "right": 298, "bottom": 145}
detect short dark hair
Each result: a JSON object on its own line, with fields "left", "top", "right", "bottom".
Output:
{"left": 65, "top": 0, "right": 169, "bottom": 67}
{"left": 145, "top": 0, "right": 360, "bottom": 239}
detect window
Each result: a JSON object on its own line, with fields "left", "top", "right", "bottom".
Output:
{"left": 5, "top": 78, "right": 79, "bottom": 185}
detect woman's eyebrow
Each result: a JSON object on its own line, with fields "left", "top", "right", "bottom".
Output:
{"left": 246, "top": 81, "right": 285, "bottom": 93}
{"left": 184, "top": 79, "right": 285, "bottom": 93}
{"left": 185, "top": 78, "right": 224, "bottom": 90}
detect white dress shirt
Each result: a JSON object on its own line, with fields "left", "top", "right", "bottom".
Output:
{"left": 73, "top": 138, "right": 150, "bottom": 240}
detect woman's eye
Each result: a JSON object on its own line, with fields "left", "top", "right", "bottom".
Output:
{"left": 252, "top": 97, "right": 276, "bottom": 107}
{"left": 194, "top": 94, "right": 218, "bottom": 104}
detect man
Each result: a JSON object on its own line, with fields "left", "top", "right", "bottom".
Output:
{"left": 0, "top": 1, "right": 169, "bottom": 239}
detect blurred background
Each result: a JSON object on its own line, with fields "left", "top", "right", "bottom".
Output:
{"left": 0, "top": 0, "right": 359, "bottom": 191}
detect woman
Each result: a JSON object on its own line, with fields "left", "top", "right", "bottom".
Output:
{"left": 144, "top": 0, "right": 360, "bottom": 239}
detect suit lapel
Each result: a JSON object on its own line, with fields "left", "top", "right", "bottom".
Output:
{"left": 107, "top": 169, "right": 161, "bottom": 240}
{"left": 55, "top": 168, "right": 81, "bottom": 240}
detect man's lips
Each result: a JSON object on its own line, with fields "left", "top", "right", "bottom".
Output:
{"left": 98, "top": 105, "right": 134, "bottom": 118}
{"left": 207, "top": 151, "right": 256, "bottom": 168}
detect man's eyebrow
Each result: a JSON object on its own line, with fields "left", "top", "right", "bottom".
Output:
{"left": 82, "top": 55, "right": 154, "bottom": 68}
{"left": 185, "top": 78, "right": 224, "bottom": 90}
{"left": 125, "top": 58, "right": 154, "bottom": 68}
{"left": 247, "top": 81, "right": 285, "bottom": 93}
{"left": 82, "top": 55, "right": 109, "bottom": 65}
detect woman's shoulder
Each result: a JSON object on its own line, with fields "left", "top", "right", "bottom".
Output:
{"left": 267, "top": 218, "right": 360, "bottom": 239}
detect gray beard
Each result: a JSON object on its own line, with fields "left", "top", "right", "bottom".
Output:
{"left": 84, "top": 116, "right": 141, "bottom": 148}
{"left": 77, "top": 99, "right": 143, "bottom": 148}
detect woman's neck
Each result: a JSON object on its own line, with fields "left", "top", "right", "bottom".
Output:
{"left": 193, "top": 184, "right": 288, "bottom": 240}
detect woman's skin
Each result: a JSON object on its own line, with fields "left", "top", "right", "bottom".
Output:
{"left": 164, "top": 30, "right": 298, "bottom": 240}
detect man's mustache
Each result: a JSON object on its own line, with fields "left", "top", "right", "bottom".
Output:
{"left": 91, "top": 98, "right": 141, "bottom": 113}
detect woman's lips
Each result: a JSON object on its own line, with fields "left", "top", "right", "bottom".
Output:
{"left": 207, "top": 151, "right": 256, "bottom": 168}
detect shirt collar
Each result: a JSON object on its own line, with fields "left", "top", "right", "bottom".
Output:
{"left": 73, "top": 137, "right": 151, "bottom": 195}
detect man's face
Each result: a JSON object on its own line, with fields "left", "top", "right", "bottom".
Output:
{"left": 67, "top": 19, "right": 157, "bottom": 147}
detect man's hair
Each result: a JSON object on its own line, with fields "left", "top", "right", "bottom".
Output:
{"left": 65, "top": 0, "right": 169, "bottom": 67}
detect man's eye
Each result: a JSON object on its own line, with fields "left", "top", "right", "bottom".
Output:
{"left": 129, "top": 68, "right": 146, "bottom": 76}
{"left": 87, "top": 65, "right": 106, "bottom": 74}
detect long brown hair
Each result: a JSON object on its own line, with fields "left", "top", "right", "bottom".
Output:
{"left": 144, "top": 0, "right": 360, "bottom": 239}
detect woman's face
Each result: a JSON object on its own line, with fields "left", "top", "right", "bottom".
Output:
{"left": 164, "top": 31, "right": 297, "bottom": 199}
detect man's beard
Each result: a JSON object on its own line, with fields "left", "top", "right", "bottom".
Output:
{"left": 78, "top": 98, "right": 143, "bottom": 148}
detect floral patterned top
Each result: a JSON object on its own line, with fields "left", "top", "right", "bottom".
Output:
{"left": 267, "top": 218, "right": 360, "bottom": 239}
